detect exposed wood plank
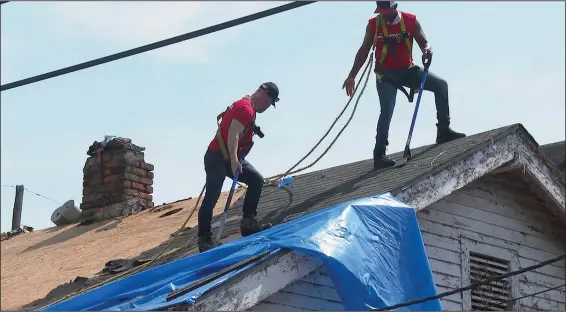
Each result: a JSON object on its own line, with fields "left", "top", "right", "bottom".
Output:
{"left": 428, "top": 258, "right": 461, "bottom": 278}
{"left": 518, "top": 257, "right": 566, "bottom": 280}
{"left": 439, "top": 299, "right": 463, "bottom": 311}
{"left": 436, "top": 285, "right": 463, "bottom": 303}
{"left": 419, "top": 218, "right": 565, "bottom": 273}
{"left": 189, "top": 250, "right": 322, "bottom": 311}
{"left": 432, "top": 271, "right": 462, "bottom": 289}
{"left": 519, "top": 281, "right": 566, "bottom": 303}
{"left": 433, "top": 198, "right": 563, "bottom": 241}
{"left": 517, "top": 294, "right": 566, "bottom": 310}
{"left": 395, "top": 133, "right": 517, "bottom": 210}
{"left": 420, "top": 230, "right": 461, "bottom": 252}
{"left": 281, "top": 281, "right": 341, "bottom": 303}
{"left": 449, "top": 190, "right": 566, "bottom": 236}
{"left": 418, "top": 207, "right": 565, "bottom": 257}
{"left": 296, "top": 267, "right": 334, "bottom": 288}
{"left": 424, "top": 244, "right": 461, "bottom": 265}
{"left": 263, "top": 292, "right": 345, "bottom": 311}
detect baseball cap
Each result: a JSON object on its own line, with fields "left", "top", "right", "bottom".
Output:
{"left": 374, "top": 0, "right": 397, "bottom": 14}
{"left": 260, "top": 82, "right": 280, "bottom": 108}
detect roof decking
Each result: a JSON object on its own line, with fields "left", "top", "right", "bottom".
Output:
{"left": 12, "top": 124, "right": 566, "bottom": 311}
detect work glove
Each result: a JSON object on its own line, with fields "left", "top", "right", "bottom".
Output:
{"left": 422, "top": 48, "right": 433, "bottom": 70}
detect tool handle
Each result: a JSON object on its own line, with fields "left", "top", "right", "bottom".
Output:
{"left": 214, "top": 158, "right": 243, "bottom": 246}
{"left": 422, "top": 51, "right": 433, "bottom": 71}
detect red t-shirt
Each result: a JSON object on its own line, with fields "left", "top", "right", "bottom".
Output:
{"left": 368, "top": 11, "right": 417, "bottom": 70}
{"left": 208, "top": 96, "right": 256, "bottom": 159}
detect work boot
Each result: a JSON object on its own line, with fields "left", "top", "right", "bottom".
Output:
{"left": 436, "top": 123, "right": 466, "bottom": 144}
{"left": 198, "top": 235, "right": 219, "bottom": 253}
{"left": 240, "top": 215, "right": 272, "bottom": 237}
{"left": 373, "top": 147, "right": 395, "bottom": 170}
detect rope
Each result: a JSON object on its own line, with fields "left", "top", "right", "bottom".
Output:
{"left": 0, "top": 1, "right": 316, "bottom": 92}
{"left": 36, "top": 19, "right": 375, "bottom": 311}
{"left": 264, "top": 53, "right": 375, "bottom": 185}
{"left": 371, "top": 254, "right": 566, "bottom": 311}
{"left": 36, "top": 55, "right": 375, "bottom": 310}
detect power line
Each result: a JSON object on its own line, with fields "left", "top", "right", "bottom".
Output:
{"left": 23, "top": 187, "right": 62, "bottom": 205}
{"left": 489, "top": 283, "right": 565, "bottom": 308}
{"left": 372, "top": 254, "right": 566, "bottom": 311}
{"left": 0, "top": 1, "right": 316, "bottom": 92}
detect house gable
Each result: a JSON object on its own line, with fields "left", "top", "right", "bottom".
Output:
{"left": 395, "top": 125, "right": 565, "bottom": 220}
{"left": 185, "top": 124, "right": 565, "bottom": 311}
{"left": 20, "top": 124, "right": 564, "bottom": 311}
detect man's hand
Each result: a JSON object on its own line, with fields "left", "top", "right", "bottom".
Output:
{"left": 422, "top": 47, "right": 432, "bottom": 58}
{"left": 231, "top": 158, "right": 242, "bottom": 176}
{"left": 342, "top": 77, "right": 356, "bottom": 97}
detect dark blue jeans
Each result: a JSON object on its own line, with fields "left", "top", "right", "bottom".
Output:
{"left": 375, "top": 65, "right": 450, "bottom": 150}
{"left": 197, "top": 149, "right": 264, "bottom": 237}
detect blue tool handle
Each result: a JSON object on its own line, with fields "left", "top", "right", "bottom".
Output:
{"left": 215, "top": 158, "right": 243, "bottom": 246}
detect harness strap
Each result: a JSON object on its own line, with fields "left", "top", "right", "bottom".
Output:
{"left": 215, "top": 106, "right": 256, "bottom": 162}
{"left": 373, "top": 14, "right": 417, "bottom": 103}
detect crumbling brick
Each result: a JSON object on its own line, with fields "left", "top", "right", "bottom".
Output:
{"left": 81, "top": 138, "right": 155, "bottom": 220}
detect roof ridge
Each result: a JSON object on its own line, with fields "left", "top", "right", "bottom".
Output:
{"left": 269, "top": 123, "right": 523, "bottom": 181}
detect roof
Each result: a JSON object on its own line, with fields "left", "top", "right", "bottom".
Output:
{"left": 0, "top": 191, "right": 243, "bottom": 311}
{"left": 541, "top": 140, "right": 566, "bottom": 170}
{"left": 6, "top": 123, "right": 565, "bottom": 311}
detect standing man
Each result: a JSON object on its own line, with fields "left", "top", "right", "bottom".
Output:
{"left": 197, "top": 82, "right": 279, "bottom": 252}
{"left": 343, "top": 1, "right": 466, "bottom": 170}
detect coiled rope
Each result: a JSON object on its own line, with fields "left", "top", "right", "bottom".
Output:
{"left": 37, "top": 52, "right": 375, "bottom": 311}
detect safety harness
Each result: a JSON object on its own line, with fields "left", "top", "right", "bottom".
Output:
{"left": 373, "top": 13, "right": 418, "bottom": 103}
{"left": 215, "top": 98, "right": 258, "bottom": 163}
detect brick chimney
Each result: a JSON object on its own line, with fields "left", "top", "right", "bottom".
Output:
{"left": 81, "top": 138, "right": 155, "bottom": 221}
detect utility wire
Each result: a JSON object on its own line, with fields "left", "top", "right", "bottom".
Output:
{"left": 0, "top": 1, "right": 316, "bottom": 92}
{"left": 3, "top": 185, "right": 62, "bottom": 205}
{"left": 372, "top": 254, "right": 566, "bottom": 311}
{"left": 488, "top": 283, "right": 565, "bottom": 308}
{"left": 23, "top": 187, "right": 62, "bottom": 205}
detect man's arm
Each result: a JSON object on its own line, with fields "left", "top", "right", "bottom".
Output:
{"left": 347, "top": 22, "right": 375, "bottom": 79}
{"left": 227, "top": 119, "right": 245, "bottom": 161}
{"left": 413, "top": 19, "right": 431, "bottom": 52}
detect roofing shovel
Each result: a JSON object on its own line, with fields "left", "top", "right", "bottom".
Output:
{"left": 395, "top": 52, "right": 433, "bottom": 168}
{"left": 214, "top": 159, "right": 243, "bottom": 247}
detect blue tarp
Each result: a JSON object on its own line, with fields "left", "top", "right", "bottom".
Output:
{"left": 44, "top": 192, "right": 442, "bottom": 311}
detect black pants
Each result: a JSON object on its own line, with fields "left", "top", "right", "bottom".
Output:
{"left": 197, "top": 148, "right": 264, "bottom": 237}
{"left": 375, "top": 65, "right": 450, "bottom": 150}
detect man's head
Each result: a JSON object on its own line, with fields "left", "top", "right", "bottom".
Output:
{"left": 374, "top": 0, "right": 398, "bottom": 20}
{"left": 251, "top": 82, "right": 279, "bottom": 113}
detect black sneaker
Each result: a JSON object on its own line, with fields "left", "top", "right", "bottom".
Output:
{"left": 240, "top": 215, "right": 272, "bottom": 237}
{"left": 436, "top": 123, "right": 466, "bottom": 144}
{"left": 373, "top": 148, "right": 395, "bottom": 170}
{"left": 198, "top": 235, "right": 220, "bottom": 253}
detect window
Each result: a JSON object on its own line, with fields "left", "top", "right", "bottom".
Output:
{"left": 469, "top": 252, "right": 511, "bottom": 311}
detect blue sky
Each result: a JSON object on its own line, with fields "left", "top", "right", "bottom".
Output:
{"left": 1, "top": 1, "right": 564, "bottom": 232}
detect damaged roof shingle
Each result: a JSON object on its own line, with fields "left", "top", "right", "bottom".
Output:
{"left": 19, "top": 123, "right": 565, "bottom": 310}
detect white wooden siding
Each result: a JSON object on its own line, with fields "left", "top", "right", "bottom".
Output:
{"left": 420, "top": 173, "right": 565, "bottom": 311}
{"left": 247, "top": 266, "right": 345, "bottom": 311}
{"left": 248, "top": 172, "right": 565, "bottom": 311}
